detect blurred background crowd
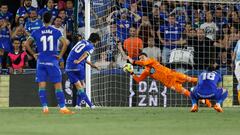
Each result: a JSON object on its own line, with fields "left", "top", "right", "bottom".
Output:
{"left": 0, "top": 0, "right": 239, "bottom": 75}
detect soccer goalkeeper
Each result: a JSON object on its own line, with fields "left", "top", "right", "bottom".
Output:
{"left": 125, "top": 53, "right": 212, "bottom": 107}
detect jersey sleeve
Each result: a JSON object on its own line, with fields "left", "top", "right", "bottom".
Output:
{"left": 133, "top": 67, "right": 150, "bottom": 83}
{"left": 85, "top": 45, "right": 94, "bottom": 55}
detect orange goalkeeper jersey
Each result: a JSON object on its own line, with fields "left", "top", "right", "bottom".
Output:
{"left": 132, "top": 58, "right": 184, "bottom": 88}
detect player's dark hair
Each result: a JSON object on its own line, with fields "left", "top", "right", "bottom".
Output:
{"left": 139, "top": 52, "right": 148, "bottom": 57}
{"left": 42, "top": 12, "right": 52, "bottom": 24}
{"left": 88, "top": 33, "right": 101, "bottom": 43}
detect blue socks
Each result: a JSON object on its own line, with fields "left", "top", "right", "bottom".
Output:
{"left": 190, "top": 92, "right": 197, "bottom": 105}
{"left": 39, "top": 88, "right": 47, "bottom": 107}
{"left": 77, "top": 88, "right": 93, "bottom": 107}
{"left": 55, "top": 89, "right": 66, "bottom": 108}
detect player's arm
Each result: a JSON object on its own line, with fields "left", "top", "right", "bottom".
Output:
{"left": 58, "top": 37, "right": 68, "bottom": 59}
{"left": 74, "top": 51, "right": 89, "bottom": 64}
{"left": 86, "top": 60, "right": 100, "bottom": 70}
{"left": 24, "top": 37, "right": 38, "bottom": 60}
{"left": 132, "top": 68, "right": 150, "bottom": 83}
{"left": 128, "top": 57, "right": 153, "bottom": 66}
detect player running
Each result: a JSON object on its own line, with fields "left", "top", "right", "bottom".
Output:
{"left": 24, "top": 12, "right": 74, "bottom": 114}
{"left": 190, "top": 65, "right": 228, "bottom": 112}
{"left": 65, "top": 33, "right": 100, "bottom": 109}
{"left": 125, "top": 53, "right": 212, "bottom": 107}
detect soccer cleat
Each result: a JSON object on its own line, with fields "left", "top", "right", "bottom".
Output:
{"left": 205, "top": 99, "right": 212, "bottom": 108}
{"left": 75, "top": 105, "right": 82, "bottom": 110}
{"left": 190, "top": 104, "right": 198, "bottom": 112}
{"left": 90, "top": 105, "right": 96, "bottom": 109}
{"left": 213, "top": 104, "right": 223, "bottom": 112}
{"left": 42, "top": 107, "right": 49, "bottom": 114}
{"left": 59, "top": 108, "right": 75, "bottom": 114}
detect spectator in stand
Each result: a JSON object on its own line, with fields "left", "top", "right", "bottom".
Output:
{"left": 38, "top": 0, "right": 58, "bottom": 19}
{"left": 25, "top": 9, "right": 43, "bottom": 35}
{"left": 15, "top": 16, "right": 26, "bottom": 28}
{"left": 200, "top": 11, "right": 219, "bottom": 41}
{"left": 137, "top": 14, "right": 154, "bottom": 48}
{"left": 215, "top": 48, "right": 232, "bottom": 75}
{"left": 0, "top": 17, "right": 12, "bottom": 68}
{"left": 65, "top": 0, "right": 74, "bottom": 41}
{"left": 123, "top": 27, "right": 143, "bottom": 60}
{"left": 0, "top": 3, "right": 13, "bottom": 24}
{"left": 187, "top": 29, "right": 215, "bottom": 70}
{"left": 95, "top": 51, "right": 112, "bottom": 70}
{"left": 142, "top": 37, "right": 161, "bottom": 62}
{"left": 7, "top": 38, "right": 28, "bottom": 74}
{"left": 107, "top": 8, "right": 141, "bottom": 42}
{"left": 16, "top": 0, "right": 36, "bottom": 22}
{"left": 157, "top": 14, "right": 185, "bottom": 64}
{"left": 57, "top": 0, "right": 66, "bottom": 10}
{"left": 214, "top": 6, "right": 228, "bottom": 30}
{"left": 129, "top": 2, "right": 142, "bottom": 26}
{"left": 58, "top": 9, "right": 67, "bottom": 25}
{"left": 229, "top": 25, "right": 240, "bottom": 48}
{"left": 52, "top": 16, "right": 67, "bottom": 68}
{"left": 229, "top": 11, "right": 240, "bottom": 31}
{"left": 12, "top": 24, "right": 29, "bottom": 42}
{"left": 171, "top": 1, "right": 188, "bottom": 28}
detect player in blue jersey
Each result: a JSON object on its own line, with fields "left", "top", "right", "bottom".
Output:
{"left": 24, "top": 12, "right": 74, "bottom": 114}
{"left": 66, "top": 33, "right": 100, "bottom": 109}
{"left": 190, "top": 65, "right": 228, "bottom": 112}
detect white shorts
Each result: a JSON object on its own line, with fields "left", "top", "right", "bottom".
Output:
{"left": 234, "top": 61, "right": 240, "bottom": 82}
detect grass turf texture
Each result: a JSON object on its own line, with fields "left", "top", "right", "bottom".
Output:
{"left": 0, "top": 107, "right": 239, "bottom": 135}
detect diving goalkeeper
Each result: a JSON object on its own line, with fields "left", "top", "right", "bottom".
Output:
{"left": 125, "top": 53, "right": 212, "bottom": 107}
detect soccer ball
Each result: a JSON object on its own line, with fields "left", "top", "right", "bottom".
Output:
{"left": 123, "top": 63, "right": 133, "bottom": 73}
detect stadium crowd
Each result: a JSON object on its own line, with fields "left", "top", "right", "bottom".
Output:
{"left": 0, "top": 0, "right": 240, "bottom": 75}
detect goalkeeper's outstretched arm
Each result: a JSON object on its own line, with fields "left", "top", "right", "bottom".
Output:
{"left": 132, "top": 69, "right": 150, "bottom": 83}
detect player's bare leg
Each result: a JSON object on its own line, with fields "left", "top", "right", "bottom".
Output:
{"left": 38, "top": 82, "right": 49, "bottom": 114}
{"left": 54, "top": 83, "right": 75, "bottom": 114}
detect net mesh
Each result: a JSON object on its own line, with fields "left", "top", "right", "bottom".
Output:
{"left": 84, "top": 0, "right": 239, "bottom": 107}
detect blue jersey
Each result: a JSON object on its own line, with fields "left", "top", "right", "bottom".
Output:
{"left": 66, "top": 40, "right": 94, "bottom": 71}
{"left": 116, "top": 19, "right": 131, "bottom": 42}
{"left": 25, "top": 19, "right": 43, "bottom": 33}
{"left": 195, "top": 71, "right": 222, "bottom": 96}
{"left": 38, "top": 8, "right": 58, "bottom": 19}
{"left": 16, "top": 6, "right": 36, "bottom": 17}
{"left": 30, "top": 26, "right": 63, "bottom": 64}
{"left": 0, "top": 27, "right": 12, "bottom": 52}
{"left": 0, "top": 11, "right": 13, "bottom": 22}
{"left": 159, "top": 23, "right": 184, "bottom": 49}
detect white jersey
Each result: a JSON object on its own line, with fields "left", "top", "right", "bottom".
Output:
{"left": 234, "top": 40, "right": 240, "bottom": 82}
{"left": 142, "top": 46, "right": 161, "bottom": 60}
{"left": 200, "top": 22, "right": 219, "bottom": 40}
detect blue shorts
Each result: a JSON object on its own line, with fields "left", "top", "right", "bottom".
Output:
{"left": 66, "top": 69, "right": 85, "bottom": 84}
{"left": 191, "top": 88, "right": 224, "bottom": 100}
{"left": 36, "top": 63, "right": 62, "bottom": 83}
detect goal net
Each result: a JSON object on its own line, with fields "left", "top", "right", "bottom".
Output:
{"left": 81, "top": 0, "right": 239, "bottom": 107}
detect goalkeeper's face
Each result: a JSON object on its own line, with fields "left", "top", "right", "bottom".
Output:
{"left": 139, "top": 55, "right": 147, "bottom": 61}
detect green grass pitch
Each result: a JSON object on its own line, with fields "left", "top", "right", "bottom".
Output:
{"left": 0, "top": 107, "right": 239, "bottom": 135}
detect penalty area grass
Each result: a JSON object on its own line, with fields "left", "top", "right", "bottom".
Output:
{"left": 0, "top": 107, "right": 239, "bottom": 135}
